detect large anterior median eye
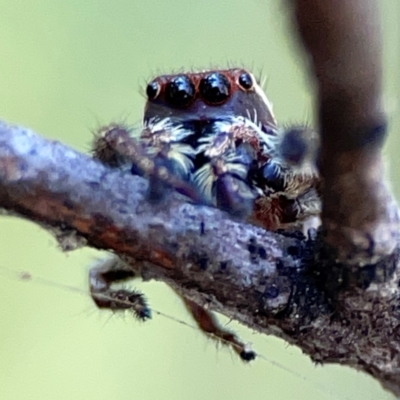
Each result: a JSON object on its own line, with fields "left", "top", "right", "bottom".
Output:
{"left": 165, "top": 75, "right": 195, "bottom": 107}
{"left": 199, "top": 72, "right": 231, "bottom": 104}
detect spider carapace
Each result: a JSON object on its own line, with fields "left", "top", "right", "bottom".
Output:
{"left": 91, "top": 68, "right": 320, "bottom": 361}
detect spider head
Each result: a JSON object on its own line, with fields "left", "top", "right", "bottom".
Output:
{"left": 143, "top": 68, "right": 276, "bottom": 132}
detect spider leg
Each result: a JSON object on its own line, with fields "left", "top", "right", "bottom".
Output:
{"left": 198, "top": 120, "right": 320, "bottom": 230}
{"left": 92, "top": 123, "right": 206, "bottom": 204}
{"left": 193, "top": 116, "right": 281, "bottom": 218}
{"left": 92, "top": 123, "right": 137, "bottom": 168}
{"left": 89, "top": 256, "right": 151, "bottom": 320}
{"left": 212, "top": 155, "right": 257, "bottom": 218}
{"left": 183, "top": 298, "right": 256, "bottom": 362}
{"left": 256, "top": 126, "right": 321, "bottom": 230}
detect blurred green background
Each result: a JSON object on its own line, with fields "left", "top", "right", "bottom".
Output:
{"left": 0, "top": 1, "right": 399, "bottom": 399}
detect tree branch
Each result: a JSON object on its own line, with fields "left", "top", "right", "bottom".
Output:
{"left": 0, "top": 119, "right": 400, "bottom": 394}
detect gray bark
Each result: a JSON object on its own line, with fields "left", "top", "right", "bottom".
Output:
{"left": 0, "top": 121, "right": 399, "bottom": 395}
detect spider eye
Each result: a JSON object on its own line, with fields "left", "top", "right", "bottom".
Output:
{"left": 262, "top": 161, "right": 286, "bottom": 192}
{"left": 165, "top": 75, "right": 195, "bottom": 107}
{"left": 146, "top": 80, "right": 161, "bottom": 100}
{"left": 238, "top": 72, "right": 253, "bottom": 90}
{"left": 200, "top": 72, "right": 230, "bottom": 104}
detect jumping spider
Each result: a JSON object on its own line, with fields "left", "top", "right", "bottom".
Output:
{"left": 90, "top": 68, "right": 320, "bottom": 361}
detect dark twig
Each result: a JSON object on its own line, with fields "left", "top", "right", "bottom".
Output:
{"left": 294, "top": 0, "right": 399, "bottom": 263}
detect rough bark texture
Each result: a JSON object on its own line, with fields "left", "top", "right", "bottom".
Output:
{"left": 0, "top": 121, "right": 400, "bottom": 395}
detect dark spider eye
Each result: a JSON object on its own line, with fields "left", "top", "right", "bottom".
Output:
{"left": 165, "top": 75, "right": 195, "bottom": 107}
{"left": 146, "top": 80, "right": 160, "bottom": 100}
{"left": 262, "top": 161, "right": 286, "bottom": 192}
{"left": 200, "top": 72, "right": 230, "bottom": 104}
{"left": 238, "top": 72, "right": 253, "bottom": 90}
